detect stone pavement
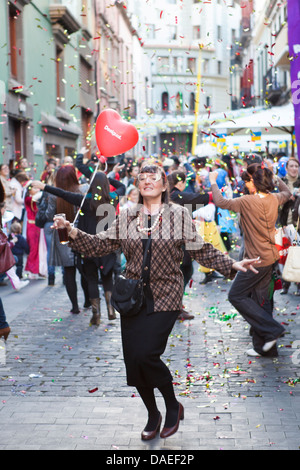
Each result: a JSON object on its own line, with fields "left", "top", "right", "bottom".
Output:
{"left": 0, "top": 265, "right": 300, "bottom": 451}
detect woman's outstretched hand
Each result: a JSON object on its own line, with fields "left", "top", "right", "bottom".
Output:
{"left": 51, "top": 215, "right": 71, "bottom": 231}
{"left": 232, "top": 257, "right": 261, "bottom": 274}
{"left": 51, "top": 215, "right": 78, "bottom": 239}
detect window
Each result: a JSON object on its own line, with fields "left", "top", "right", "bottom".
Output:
{"left": 146, "top": 24, "right": 155, "bottom": 40}
{"left": 177, "top": 56, "right": 184, "bottom": 73}
{"left": 203, "top": 59, "right": 209, "bottom": 74}
{"left": 168, "top": 25, "right": 177, "bottom": 41}
{"left": 162, "top": 92, "right": 169, "bottom": 111}
{"left": 231, "top": 29, "right": 236, "bottom": 44}
{"left": 56, "top": 46, "right": 64, "bottom": 105}
{"left": 81, "top": 108, "right": 92, "bottom": 155}
{"left": 158, "top": 56, "right": 169, "bottom": 71}
{"left": 9, "top": 118, "right": 27, "bottom": 162}
{"left": 80, "top": 57, "right": 92, "bottom": 94}
{"left": 9, "top": 4, "right": 18, "bottom": 79}
{"left": 217, "top": 25, "right": 222, "bottom": 41}
{"left": 187, "top": 57, "right": 196, "bottom": 74}
{"left": 176, "top": 92, "right": 183, "bottom": 112}
{"left": 172, "top": 57, "right": 178, "bottom": 72}
{"left": 128, "top": 99, "right": 137, "bottom": 119}
{"left": 193, "top": 26, "right": 201, "bottom": 40}
{"left": 46, "top": 143, "right": 61, "bottom": 161}
{"left": 190, "top": 92, "right": 195, "bottom": 112}
{"left": 218, "top": 61, "right": 222, "bottom": 75}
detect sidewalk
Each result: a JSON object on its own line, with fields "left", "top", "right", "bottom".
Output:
{"left": 0, "top": 266, "right": 300, "bottom": 450}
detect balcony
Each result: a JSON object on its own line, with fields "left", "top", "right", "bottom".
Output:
{"left": 230, "top": 43, "right": 243, "bottom": 66}
{"left": 49, "top": 5, "right": 81, "bottom": 37}
{"left": 264, "top": 68, "right": 288, "bottom": 105}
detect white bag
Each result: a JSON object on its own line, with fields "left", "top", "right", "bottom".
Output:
{"left": 282, "top": 217, "right": 300, "bottom": 283}
{"left": 38, "top": 229, "right": 48, "bottom": 277}
{"left": 282, "top": 245, "right": 300, "bottom": 282}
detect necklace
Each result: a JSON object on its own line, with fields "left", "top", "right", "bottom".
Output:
{"left": 137, "top": 207, "right": 164, "bottom": 235}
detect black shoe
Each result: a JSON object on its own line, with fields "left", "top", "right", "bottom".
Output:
{"left": 280, "top": 287, "right": 289, "bottom": 295}
{"left": 210, "top": 271, "right": 223, "bottom": 279}
{"left": 177, "top": 310, "right": 194, "bottom": 321}
{"left": 200, "top": 273, "right": 214, "bottom": 284}
{"left": 48, "top": 274, "right": 55, "bottom": 286}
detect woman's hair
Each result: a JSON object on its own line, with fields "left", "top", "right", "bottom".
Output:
{"left": 286, "top": 157, "right": 300, "bottom": 168}
{"left": 167, "top": 170, "right": 186, "bottom": 192}
{"left": 241, "top": 163, "right": 260, "bottom": 182}
{"left": 0, "top": 164, "right": 8, "bottom": 173}
{"left": 14, "top": 171, "right": 29, "bottom": 184}
{"left": 252, "top": 166, "right": 275, "bottom": 193}
{"left": 241, "top": 163, "right": 275, "bottom": 193}
{"left": 89, "top": 171, "right": 111, "bottom": 216}
{"left": 137, "top": 163, "right": 169, "bottom": 204}
{"left": 0, "top": 180, "right": 5, "bottom": 204}
{"left": 54, "top": 165, "right": 80, "bottom": 222}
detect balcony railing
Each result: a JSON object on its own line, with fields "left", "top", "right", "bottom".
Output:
{"left": 264, "top": 68, "right": 287, "bottom": 105}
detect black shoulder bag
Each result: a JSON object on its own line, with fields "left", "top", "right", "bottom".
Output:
{"left": 111, "top": 238, "right": 151, "bottom": 317}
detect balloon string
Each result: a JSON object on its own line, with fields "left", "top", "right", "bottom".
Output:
{"left": 72, "top": 158, "right": 102, "bottom": 227}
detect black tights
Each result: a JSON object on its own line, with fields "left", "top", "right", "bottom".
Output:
{"left": 64, "top": 266, "right": 79, "bottom": 313}
{"left": 137, "top": 381, "right": 179, "bottom": 431}
{"left": 81, "top": 258, "right": 114, "bottom": 301}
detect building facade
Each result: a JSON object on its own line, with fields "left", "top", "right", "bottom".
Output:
{"left": 129, "top": 0, "right": 241, "bottom": 155}
{"left": 0, "top": 0, "right": 99, "bottom": 175}
{"left": 0, "top": 0, "right": 146, "bottom": 174}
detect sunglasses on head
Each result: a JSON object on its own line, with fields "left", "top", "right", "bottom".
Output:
{"left": 137, "top": 173, "right": 162, "bottom": 183}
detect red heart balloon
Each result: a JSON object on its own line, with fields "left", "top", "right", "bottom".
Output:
{"left": 95, "top": 109, "right": 139, "bottom": 157}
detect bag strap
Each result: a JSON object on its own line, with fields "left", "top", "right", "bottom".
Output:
{"left": 141, "top": 237, "right": 151, "bottom": 275}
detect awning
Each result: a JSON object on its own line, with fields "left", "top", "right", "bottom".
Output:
{"left": 209, "top": 102, "right": 295, "bottom": 133}
{"left": 195, "top": 133, "right": 291, "bottom": 156}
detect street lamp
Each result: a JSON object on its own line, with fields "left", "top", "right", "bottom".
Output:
{"left": 192, "top": 44, "right": 203, "bottom": 155}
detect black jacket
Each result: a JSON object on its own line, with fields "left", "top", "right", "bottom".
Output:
{"left": 170, "top": 187, "right": 210, "bottom": 213}
{"left": 44, "top": 178, "right": 125, "bottom": 235}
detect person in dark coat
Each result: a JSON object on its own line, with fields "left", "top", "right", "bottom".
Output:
{"left": 167, "top": 170, "right": 212, "bottom": 320}
{"left": 32, "top": 170, "right": 125, "bottom": 324}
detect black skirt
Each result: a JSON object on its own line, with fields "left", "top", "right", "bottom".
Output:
{"left": 120, "top": 306, "right": 180, "bottom": 388}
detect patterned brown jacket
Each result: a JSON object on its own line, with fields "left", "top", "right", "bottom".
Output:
{"left": 69, "top": 203, "right": 236, "bottom": 312}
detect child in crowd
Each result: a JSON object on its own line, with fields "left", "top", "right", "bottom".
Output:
{"left": 9, "top": 221, "right": 29, "bottom": 279}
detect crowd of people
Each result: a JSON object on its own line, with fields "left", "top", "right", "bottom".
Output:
{"left": 0, "top": 149, "right": 299, "bottom": 439}
{"left": 0, "top": 151, "right": 299, "bottom": 327}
